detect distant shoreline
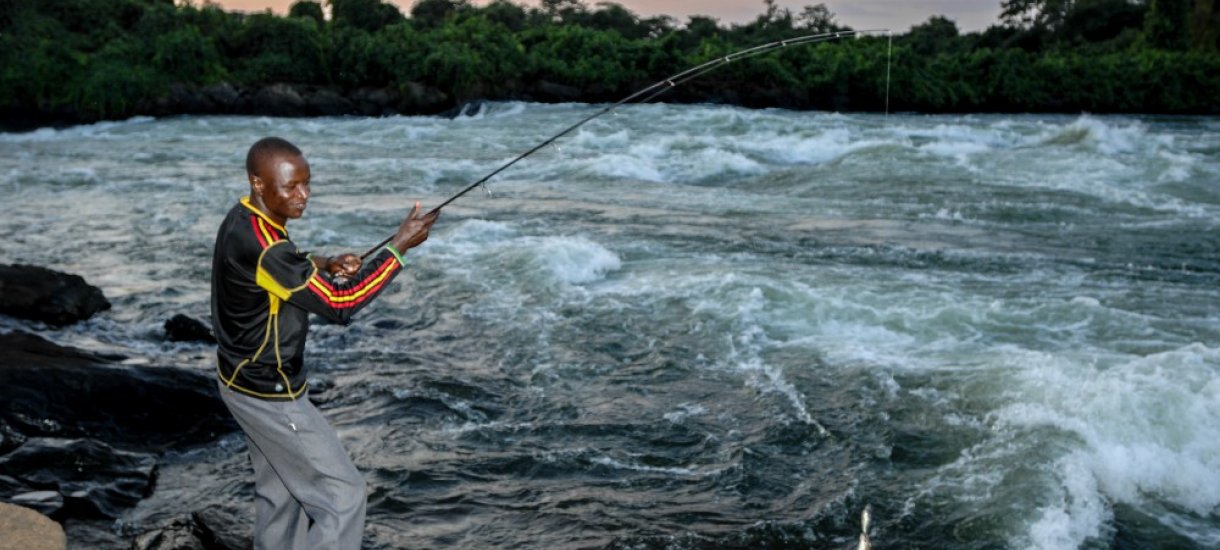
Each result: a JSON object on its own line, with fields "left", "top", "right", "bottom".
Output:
{"left": 6, "top": 78, "right": 1217, "bottom": 134}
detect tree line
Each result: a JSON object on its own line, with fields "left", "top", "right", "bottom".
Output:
{"left": 0, "top": 0, "right": 1217, "bottom": 126}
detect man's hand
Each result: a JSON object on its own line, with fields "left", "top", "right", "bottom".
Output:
{"left": 390, "top": 201, "right": 440, "bottom": 255}
{"left": 326, "top": 254, "right": 362, "bottom": 278}
{"left": 313, "top": 254, "right": 362, "bottom": 278}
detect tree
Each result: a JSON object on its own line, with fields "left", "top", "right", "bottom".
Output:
{"left": 686, "top": 15, "right": 721, "bottom": 40}
{"left": 329, "top": 0, "right": 404, "bottom": 32}
{"left": 798, "top": 3, "right": 836, "bottom": 33}
{"left": 1001, "top": 0, "right": 1074, "bottom": 29}
{"left": 1144, "top": 0, "right": 1189, "bottom": 49}
{"left": 410, "top": 0, "right": 470, "bottom": 29}
{"left": 541, "top": 0, "right": 585, "bottom": 23}
{"left": 1191, "top": 0, "right": 1219, "bottom": 52}
{"left": 288, "top": 1, "right": 324, "bottom": 27}
{"left": 906, "top": 15, "right": 960, "bottom": 55}
{"left": 481, "top": 0, "right": 526, "bottom": 31}
{"left": 586, "top": 2, "right": 641, "bottom": 38}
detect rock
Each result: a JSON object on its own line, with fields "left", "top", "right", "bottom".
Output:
{"left": 0, "top": 438, "right": 156, "bottom": 519}
{"left": 202, "top": 83, "right": 242, "bottom": 112}
{"left": 164, "top": 314, "right": 216, "bottom": 344}
{"left": 352, "top": 87, "right": 399, "bottom": 116}
{"left": 0, "top": 419, "right": 25, "bottom": 454}
{"left": 8, "top": 490, "right": 64, "bottom": 516}
{"left": 532, "top": 79, "right": 582, "bottom": 102}
{"left": 192, "top": 505, "right": 253, "bottom": 550}
{"left": 250, "top": 83, "right": 306, "bottom": 117}
{"left": 399, "top": 81, "right": 449, "bottom": 113}
{"left": 0, "top": 502, "right": 66, "bottom": 550}
{"left": 0, "top": 264, "right": 111, "bottom": 326}
{"left": 0, "top": 331, "right": 237, "bottom": 450}
{"left": 305, "top": 87, "right": 355, "bottom": 116}
{"left": 0, "top": 474, "right": 29, "bottom": 498}
{"left": 132, "top": 515, "right": 206, "bottom": 550}
{"left": 132, "top": 507, "right": 251, "bottom": 550}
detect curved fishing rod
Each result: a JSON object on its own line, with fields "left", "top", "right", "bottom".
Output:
{"left": 362, "top": 28, "right": 890, "bottom": 259}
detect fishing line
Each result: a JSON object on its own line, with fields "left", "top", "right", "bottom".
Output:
{"left": 885, "top": 31, "right": 893, "bottom": 117}
{"left": 361, "top": 29, "right": 890, "bottom": 259}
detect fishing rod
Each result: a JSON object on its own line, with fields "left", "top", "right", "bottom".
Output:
{"left": 362, "top": 29, "right": 891, "bottom": 260}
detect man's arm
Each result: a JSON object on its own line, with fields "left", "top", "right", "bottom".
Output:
{"left": 256, "top": 203, "right": 440, "bottom": 325}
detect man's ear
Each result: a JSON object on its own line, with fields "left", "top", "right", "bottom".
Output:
{"left": 248, "top": 173, "right": 263, "bottom": 195}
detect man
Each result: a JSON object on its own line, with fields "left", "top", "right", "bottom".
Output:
{"left": 211, "top": 136, "right": 438, "bottom": 549}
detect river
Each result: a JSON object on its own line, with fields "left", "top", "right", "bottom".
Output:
{"left": 2, "top": 103, "right": 1219, "bottom": 549}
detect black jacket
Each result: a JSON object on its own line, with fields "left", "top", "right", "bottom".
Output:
{"left": 210, "top": 197, "right": 405, "bottom": 400}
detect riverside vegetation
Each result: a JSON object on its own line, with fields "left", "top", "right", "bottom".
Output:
{"left": 1, "top": 0, "right": 1218, "bottom": 127}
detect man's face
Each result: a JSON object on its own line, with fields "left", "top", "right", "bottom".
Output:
{"left": 252, "top": 153, "right": 311, "bottom": 223}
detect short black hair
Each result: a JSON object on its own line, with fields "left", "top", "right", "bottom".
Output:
{"left": 246, "top": 137, "right": 302, "bottom": 176}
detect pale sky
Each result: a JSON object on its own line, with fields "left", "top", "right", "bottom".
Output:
{"left": 211, "top": 1, "right": 1004, "bottom": 33}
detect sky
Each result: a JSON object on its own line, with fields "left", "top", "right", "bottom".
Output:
{"left": 210, "top": 1, "right": 1005, "bottom": 33}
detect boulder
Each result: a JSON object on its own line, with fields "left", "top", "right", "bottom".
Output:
{"left": 0, "top": 438, "right": 156, "bottom": 519}
{"left": 305, "top": 87, "right": 356, "bottom": 116}
{"left": 250, "top": 84, "right": 306, "bottom": 117}
{"left": 0, "top": 264, "right": 110, "bottom": 326}
{"left": 192, "top": 505, "right": 253, "bottom": 550}
{"left": 202, "top": 83, "right": 242, "bottom": 112}
{"left": 164, "top": 314, "right": 216, "bottom": 344}
{"left": 0, "top": 502, "right": 66, "bottom": 550}
{"left": 132, "top": 515, "right": 207, "bottom": 550}
{"left": 352, "top": 87, "right": 399, "bottom": 116}
{"left": 399, "top": 81, "right": 449, "bottom": 113}
{"left": 532, "top": 80, "right": 582, "bottom": 102}
{"left": 8, "top": 490, "right": 64, "bottom": 516}
{"left": 0, "top": 331, "right": 237, "bottom": 451}
{"left": 132, "top": 506, "right": 251, "bottom": 550}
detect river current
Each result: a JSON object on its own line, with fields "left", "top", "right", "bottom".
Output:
{"left": 2, "top": 103, "right": 1218, "bottom": 549}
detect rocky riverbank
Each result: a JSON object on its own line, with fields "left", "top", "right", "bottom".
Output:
{"left": 0, "top": 76, "right": 811, "bottom": 133}
{"left": 0, "top": 265, "right": 253, "bottom": 549}
{"left": 0, "top": 79, "right": 599, "bottom": 132}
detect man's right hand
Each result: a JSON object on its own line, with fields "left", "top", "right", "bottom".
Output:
{"left": 389, "top": 201, "right": 440, "bottom": 255}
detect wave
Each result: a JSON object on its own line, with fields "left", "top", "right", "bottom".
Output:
{"left": 0, "top": 116, "right": 157, "bottom": 142}
{"left": 1032, "top": 115, "right": 1172, "bottom": 156}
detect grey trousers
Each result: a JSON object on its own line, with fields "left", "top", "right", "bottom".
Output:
{"left": 218, "top": 383, "right": 367, "bottom": 549}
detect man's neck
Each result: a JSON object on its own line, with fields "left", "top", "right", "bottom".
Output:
{"left": 241, "top": 196, "right": 288, "bottom": 231}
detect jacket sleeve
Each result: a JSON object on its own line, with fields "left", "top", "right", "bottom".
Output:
{"left": 255, "top": 240, "right": 405, "bottom": 325}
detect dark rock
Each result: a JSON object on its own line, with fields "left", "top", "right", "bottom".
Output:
{"left": 532, "top": 80, "right": 582, "bottom": 102}
{"left": 0, "top": 438, "right": 156, "bottom": 519}
{"left": 250, "top": 84, "right": 306, "bottom": 117}
{"left": 0, "top": 473, "right": 30, "bottom": 497}
{"left": 399, "top": 81, "right": 449, "bottom": 113}
{"left": 0, "top": 419, "right": 26, "bottom": 454}
{"left": 164, "top": 314, "right": 216, "bottom": 344}
{"left": 0, "top": 264, "right": 111, "bottom": 326}
{"left": 305, "top": 87, "right": 355, "bottom": 116}
{"left": 192, "top": 505, "right": 252, "bottom": 550}
{"left": 352, "top": 87, "right": 399, "bottom": 116}
{"left": 202, "top": 83, "right": 242, "bottom": 112}
{"left": 132, "top": 515, "right": 206, "bottom": 550}
{"left": 0, "top": 331, "right": 237, "bottom": 451}
{"left": 9, "top": 490, "right": 64, "bottom": 516}
{"left": 132, "top": 507, "right": 251, "bottom": 550}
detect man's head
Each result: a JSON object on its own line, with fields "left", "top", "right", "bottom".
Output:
{"left": 246, "top": 137, "right": 310, "bottom": 225}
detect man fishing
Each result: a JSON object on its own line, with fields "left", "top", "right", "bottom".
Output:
{"left": 211, "top": 136, "right": 438, "bottom": 548}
